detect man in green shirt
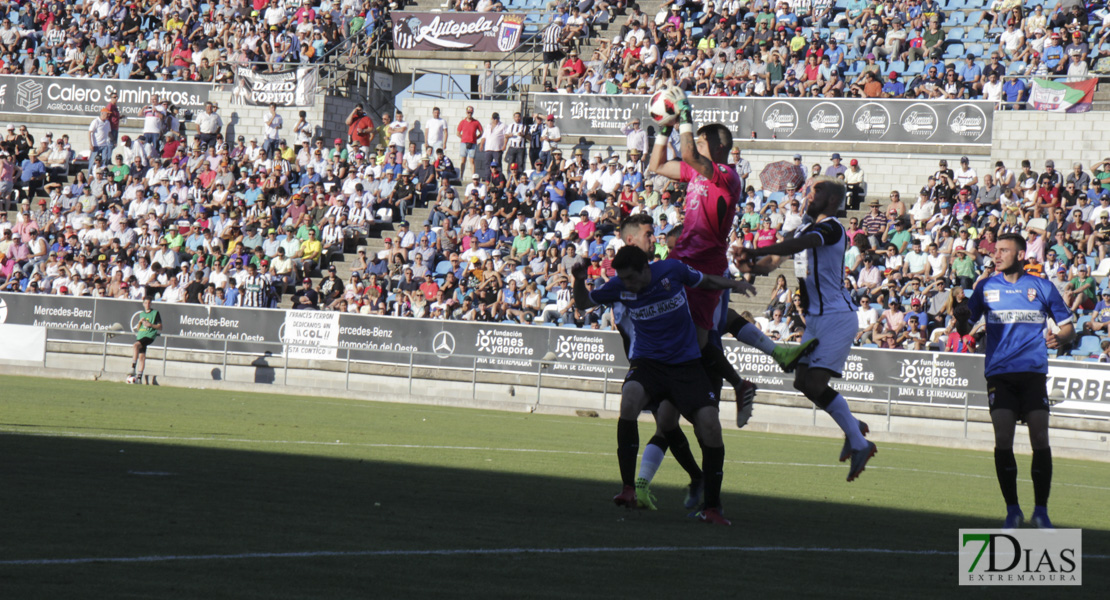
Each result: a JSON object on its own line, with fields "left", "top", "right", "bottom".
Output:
{"left": 511, "top": 228, "right": 537, "bottom": 259}
{"left": 130, "top": 296, "right": 162, "bottom": 384}
{"left": 1066, "top": 264, "right": 1097, "bottom": 312}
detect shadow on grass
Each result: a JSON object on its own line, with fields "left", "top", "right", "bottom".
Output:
{"left": 0, "top": 434, "right": 1105, "bottom": 600}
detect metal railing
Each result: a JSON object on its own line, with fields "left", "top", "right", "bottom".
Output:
{"left": 51, "top": 325, "right": 1110, "bottom": 433}
{"left": 47, "top": 327, "right": 614, "bottom": 412}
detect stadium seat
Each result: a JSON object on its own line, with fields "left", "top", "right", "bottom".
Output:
{"left": 966, "top": 44, "right": 985, "bottom": 57}
{"left": 966, "top": 11, "right": 983, "bottom": 24}
{"left": 905, "top": 60, "right": 925, "bottom": 77}
{"left": 1092, "top": 257, "right": 1110, "bottom": 278}
{"left": 946, "top": 27, "right": 965, "bottom": 41}
{"left": 767, "top": 191, "right": 786, "bottom": 205}
{"left": 966, "top": 27, "right": 985, "bottom": 42}
{"left": 435, "top": 261, "right": 451, "bottom": 275}
{"left": 888, "top": 60, "right": 906, "bottom": 73}
{"left": 946, "top": 12, "right": 966, "bottom": 26}
{"left": 1006, "top": 61, "right": 1026, "bottom": 74}
{"left": 568, "top": 200, "right": 586, "bottom": 215}
{"left": 1077, "top": 315, "right": 1092, "bottom": 331}
{"left": 946, "top": 0, "right": 967, "bottom": 9}
{"left": 1076, "top": 335, "right": 1103, "bottom": 356}
{"left": 943, "top": 43, "right": 965, "bottom": 59}
{"left": 966, "top": 0, "right": 987, "bottom": 8}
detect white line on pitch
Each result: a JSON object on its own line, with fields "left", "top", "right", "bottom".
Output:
{"left": 4, "top": 545, "right": 1107, "bottom": 566}
{"left": 5, "top": 429, "right": 1110, "bottom": 492}
{"left": 0, "top": 545, "right": 961, "bottom": 566}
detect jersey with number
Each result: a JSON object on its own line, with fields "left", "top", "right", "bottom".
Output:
{"left": 590, "top": 259, "right": 704, "bottom": 364}
{"left": 672, "top": 161, "right": 742, "bottom": 274}
{"left": 793, "top": 216, "right": 856, "bottom": 315}
{"left": 968, "top": 272, "right": 1072, "bottom": 378}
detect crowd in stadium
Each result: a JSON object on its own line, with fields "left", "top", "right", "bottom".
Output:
{"left": 540, "top": 0, "right": 1110, "bottom": 104}
{"left": 0, "top": 0, "right": 392, "bottom": 81}
{"left": 1, "top": 0, "right": 1108, "bottom": 360}
{"left": 3, "top": 92, "right": 1110, "bottom": 358}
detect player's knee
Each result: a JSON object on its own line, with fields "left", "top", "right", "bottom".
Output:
{"left": 813, "top": 387, "right": 839, "bottom": 410}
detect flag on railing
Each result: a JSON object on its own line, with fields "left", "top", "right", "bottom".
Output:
{"left": 1027, "top": 78, "right": 1098, "bottom": 113}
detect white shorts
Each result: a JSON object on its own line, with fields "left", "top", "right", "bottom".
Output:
{"left": 798, "top": 310, "right": 858, "bottom": 377}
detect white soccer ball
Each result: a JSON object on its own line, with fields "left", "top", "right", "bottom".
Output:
{"left": 649, "top": 88, "right": 679, "bottom": 127}
{"left": 126, "top": 375, "right": 136, "bottom": 385}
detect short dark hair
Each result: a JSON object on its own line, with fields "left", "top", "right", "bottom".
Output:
{"left": 612, "top": 245, "right": 650, "bottom": 272}
{"left": 997, "top": 232, "right": 1027, "bottom": 252}
{"left": 697, "top": 124, "right": 733, "bottom": 161}
{"left": 620, "top": 212, "right": 654, "bottom": 239}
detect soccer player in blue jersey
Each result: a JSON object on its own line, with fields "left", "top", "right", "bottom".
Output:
{"left": 572, "top": 245, "right": 755, "bottom": 525}
{"left": 957, "top": 233, "right": 1074, "bottom": 529}
{"left": 738, "top": 176, "right": 877, "bottom": 482}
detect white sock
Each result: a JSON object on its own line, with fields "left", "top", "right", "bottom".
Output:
{"left": 736, "top": 321, "right": 777, "bottom": 355}
{"left": 825, "top": 394, "right": 868, "bottom": 451}
{"left": 637, "top": 443, "right": 666, "bottom": 483}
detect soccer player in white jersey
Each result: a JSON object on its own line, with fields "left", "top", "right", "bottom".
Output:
{"left": 738, "top": 176, "right": 877, "bottom": 481}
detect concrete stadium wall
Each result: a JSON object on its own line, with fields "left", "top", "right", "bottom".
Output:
{"left": 7, "top": 342, "right": 1109, "bottom": 462}
{"left": 991, "top": 111, "right": 1110, "bottom": 172}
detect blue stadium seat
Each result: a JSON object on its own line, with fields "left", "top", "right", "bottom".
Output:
{"left": 966, "top": 27, "right": 985, "bottom": 42}
{"left": 946, "top": 0, "right": 967, "bottom": 9}
{"left": 1077, "top": 315, "right": 1092, "bottom": 330}
{"left": 1076, "top": 335, "right": 1103, "bottom": 356}
{"left": 946, "top": 12, "right": 966, "bottom": 26}
{"left": 767, "top": 191, "right": 786, "bottom": 204}
{"left": 435, "top": 261, "right": 451, "bottom": 275}
{"left": 905, "top": 60, "right": 925, "bottom": 76}
{"left": 966, "top": 11, "right": 983, "bottom": 25}
{"left": 943, "top": 43, "right": 965, "bottom": 59}
{"left": 1006, "top": 61, "right": 1026, "bottom": 74}
{"left": 568, "top": 200, "right": 586, "bottom": 215}
{"left": 946, "top": 27, "right": 965, "bottom": 41}
{"left": 966, "top": 0, "right": 987, "bottom": 8}
{"left": 966, "top": 43, "right": 985, "bottom": 57}
{"left": 888, "top": 60, "right": 906, "bottom": 73}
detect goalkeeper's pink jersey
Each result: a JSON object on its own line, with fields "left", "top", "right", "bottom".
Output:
{"left": 672, "top": 161, "right": 742, "bottom": 275}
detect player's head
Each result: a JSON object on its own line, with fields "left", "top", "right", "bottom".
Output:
{"left": 142, "top": 296, "right": 152, "bottom": 308}
{"left": 620, "top": 213, "right": 655, "bottom": 253}
{"left": 612, "top": 246, "right": 652, "bottom": 292}
{"left": 806, "top": 175, "right": 847, "bottom": 217}
{"left": 666, "top": 223, "right": 683, "bottom": 251}
{"left": 995, "top": 233, "right": 1027, "bottom": 274}
{"left": 696, "top": 124, "right": 732, "bottom": 164}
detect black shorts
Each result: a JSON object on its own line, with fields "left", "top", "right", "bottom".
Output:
{"left": 986, "top": 372, "right": 1050, "bottom": 421}
{"left": 136, "top": 336, "right": 155, "bottom": 352}
{"left": 543, "top": 50, "right": 563, "bottom": 65}
{"left": 624, "top": 358, "right": 719, "bottom": 421}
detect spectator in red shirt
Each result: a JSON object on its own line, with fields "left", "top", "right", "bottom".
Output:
{"left": 557, "top": 49, "right": 585, "bottom": 89}
{"left": 456, "top": 106, "right": 483, "bottom": 181}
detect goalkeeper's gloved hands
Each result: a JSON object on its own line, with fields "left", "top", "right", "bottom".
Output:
{"left": 667, "top": 86, "right": 693, "bottom": 125}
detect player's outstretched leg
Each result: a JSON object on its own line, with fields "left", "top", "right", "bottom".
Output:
{"left": 991, "top": 408, "right": 1023, "bottom": 528}
{"left": 794, "top": 365, "right": 875, "bottom": 481}
{"left": 725, "top": 312, "right": 818, "bottom": 373}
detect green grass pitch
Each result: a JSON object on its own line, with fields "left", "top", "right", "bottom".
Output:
{"left": 1, "top": 374, "right": 1107, "bottom": 599}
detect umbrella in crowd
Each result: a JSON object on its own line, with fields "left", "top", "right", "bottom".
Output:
{"left": 759, "top": 160, "right": 805, "bottom": 192}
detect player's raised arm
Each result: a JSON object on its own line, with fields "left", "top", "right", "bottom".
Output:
{"left": 670, "top": 87, "right": 717, "bottom": 181}
{"left": 696, "top": 273, "right": 757, "bottom": 297}
{"left": 570, "top": 259, "right": 596, "bottom": 309}
{"left": 648, "top": 123, "right": 682, "bottom": 181}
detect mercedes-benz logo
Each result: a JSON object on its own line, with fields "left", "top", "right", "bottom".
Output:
{"left": 432, "top": 331, "right": 456, "bottom": 358}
